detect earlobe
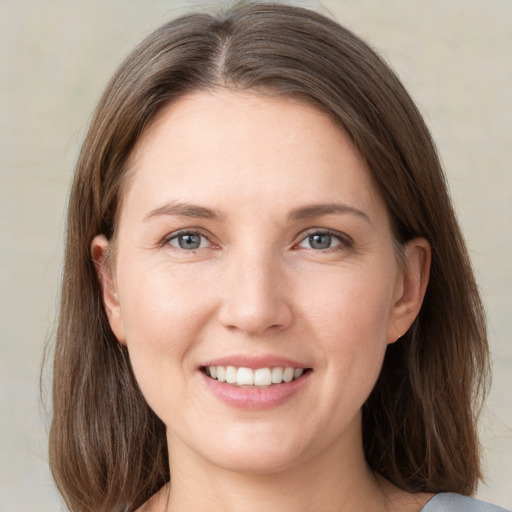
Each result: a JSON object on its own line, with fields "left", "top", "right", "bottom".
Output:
{"left": 388, "top": 237, "right": 431, "bottom": 344}
{"left": 91, "top": 234, "right": 127, "bottom": 344}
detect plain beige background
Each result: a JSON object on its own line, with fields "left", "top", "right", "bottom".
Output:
{"left": 0, "top": 1, "right": 510, "bottom": 510}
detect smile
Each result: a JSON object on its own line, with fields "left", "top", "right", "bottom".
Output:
{"left": 202, "top": 366, "right": 309, "bottom": 387}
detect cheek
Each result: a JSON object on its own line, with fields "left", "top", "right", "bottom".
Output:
{"left": 303, "top": 265, "right": 395, "bottom": 394}
{"left": 115, "top": 265, "right": 215, "bottom": 400}
{"left": 319, "top": 298, "right": 389, "bottom": 390}
{"left": 118, "top": 260, "right": 213, "bottom": 343}
{"left": 300, "top": 262, "right": 396, "bottom": 338}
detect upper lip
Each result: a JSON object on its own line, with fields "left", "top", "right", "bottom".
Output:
{"left": 200, "top": 355, "right": 310, "bottom": 370}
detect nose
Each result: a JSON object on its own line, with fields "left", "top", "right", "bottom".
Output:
{"left": 217, "top": 249, "right": 293, "bottom": 336}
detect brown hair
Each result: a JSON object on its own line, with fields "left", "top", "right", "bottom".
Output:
{"left": 49, "top": 2, "right": 489, "bottom": 511}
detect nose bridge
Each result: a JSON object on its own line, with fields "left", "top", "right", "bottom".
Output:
{"left": 217, "top": 242, "right": 292, "bottom": 335}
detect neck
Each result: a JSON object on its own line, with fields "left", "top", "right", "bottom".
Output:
{"left": 163, "top": 416, "right": 392, "bottom": 512}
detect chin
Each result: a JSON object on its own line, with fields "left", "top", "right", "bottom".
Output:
{"left": 183, "top": 424, "right": 312, "bottom": 475}
{"left": 210, "top": 448, "right": 305, "bottom": 476}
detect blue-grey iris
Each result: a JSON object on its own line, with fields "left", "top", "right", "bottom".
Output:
{"left": 178, "top": 233, "right": 202, "bottom": 250}
{"left": 309, "top": 233, "right": 332, "bottom": 249}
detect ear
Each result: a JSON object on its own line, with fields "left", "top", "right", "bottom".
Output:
{"left": 91, "top": 234, "right": 127, "bottom": 345}
{"left": 387, "top": 237, "right": 431, "bottom": 344}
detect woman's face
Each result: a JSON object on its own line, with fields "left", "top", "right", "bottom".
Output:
{"left": 94, "top": 91, "right": 427, "bottom": 474}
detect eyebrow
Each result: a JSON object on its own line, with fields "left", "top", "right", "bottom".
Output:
{"left": 288, "top": 203, "right": 371, "bottom": 224}
{"left": 143, "top": 201, "right": 222, "bottom": 222}
{"left": 143, "top": 201, "right": 371, "bottom": 224}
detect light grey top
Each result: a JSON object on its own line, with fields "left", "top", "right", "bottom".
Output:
{"left": 421, "top": 493, "right": 510, "bottom": 512}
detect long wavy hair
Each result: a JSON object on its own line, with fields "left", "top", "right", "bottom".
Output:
{"left": 49, "top": 2, "right": 489, "bottom": 511}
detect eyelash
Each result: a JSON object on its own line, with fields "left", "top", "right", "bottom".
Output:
{"left": 162, "top": 230, "right": 213, "bottom": 252}
{"left": 294, "top": 229, "right": 352, "bottom": 252}
{"left": 161, "top": 228, "right": 352, "bottom": 253}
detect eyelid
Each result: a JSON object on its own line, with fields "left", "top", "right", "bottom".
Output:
{"left": 161, "top": 228, "right": 216, "bottom": 250}
{"left": 294, "top": 228, "right": 353, "bottom": 250}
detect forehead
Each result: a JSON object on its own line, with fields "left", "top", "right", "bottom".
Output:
{"left": 121, "top": 89, "right": 385, "bottom": 222}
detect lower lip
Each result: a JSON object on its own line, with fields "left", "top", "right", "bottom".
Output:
{"left": 200, "top": 371, "right": 312, "bottom": 410}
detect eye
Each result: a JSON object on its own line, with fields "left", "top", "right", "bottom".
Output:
{"left": 297, "top": 230, "right": 348, "bottom": 251}
{"left": 166, "top": 231, "right": 210, "bottom": 251}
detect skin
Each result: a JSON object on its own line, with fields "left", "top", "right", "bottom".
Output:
{"left": 92, "top": 90, "right": 432, "bottom": 511}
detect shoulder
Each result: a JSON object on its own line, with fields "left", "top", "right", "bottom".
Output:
{"left": 421, "top": 493, "right": 510, "bottom": 512}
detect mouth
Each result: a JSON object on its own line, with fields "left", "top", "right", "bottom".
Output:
{"left": 200, "top": 365, "right": 312, "bottom": 388}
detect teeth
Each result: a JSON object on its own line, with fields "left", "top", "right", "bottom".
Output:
{"left": 205, "top": 366, "right": 306, "bottom": 387}
{"left": 254, "top": 368, "right": 271, "bottom": 386}
{"left": 271, "top": 367, "right": 283, "bottom": 384}
{"left": 216, "top": 366, "right": 226, "bottom": 382}
{"left": 283, "top": 367, "right": 294, "bottom": 383}
{"left": 237, "top": 367, "right": 254, "bottom": 386}
{"left": 225, "top": 366, "right": 237, "bottom": 384}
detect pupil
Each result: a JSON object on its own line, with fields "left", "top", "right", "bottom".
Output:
{"left": 310, "top": 233, "right": 331, "bottom": 249}
{"left": 179, "top": 234, "right": 200, "bottom": 250}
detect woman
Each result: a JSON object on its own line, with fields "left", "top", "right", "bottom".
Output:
{"left": 49, "top": 2, "right": 507, "bottom": 511}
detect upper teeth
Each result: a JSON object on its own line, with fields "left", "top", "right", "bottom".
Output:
{"left": 206, "top": 366, "right": 304, "bottom": 387}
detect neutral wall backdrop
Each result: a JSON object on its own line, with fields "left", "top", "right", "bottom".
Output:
{"left": 0, "top": 1, "right": 510, "bottom": 510}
